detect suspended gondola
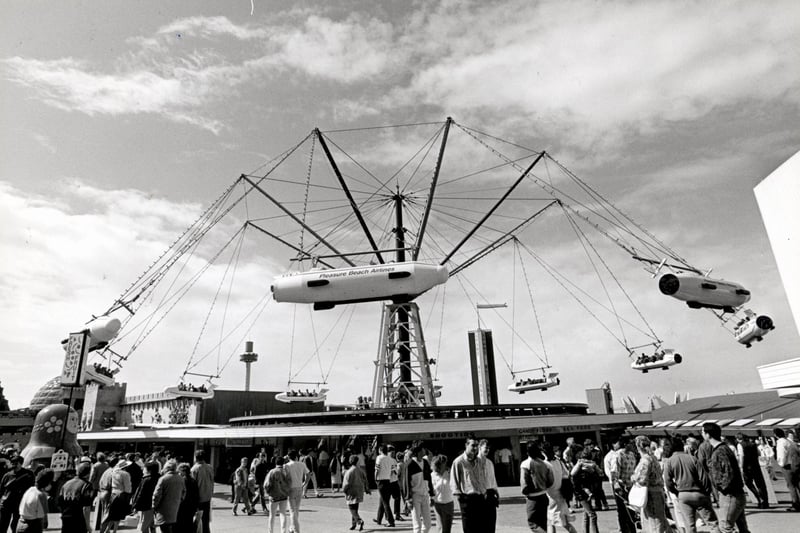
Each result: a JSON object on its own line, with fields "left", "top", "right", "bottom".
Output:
{"left": 275, "top": 384, "right": 329, "bottom": 403}
{"left": 508, "top": 370, "right": 560, "bottom": 393}
{"left": 733, "top": 309, "right": 775, "bottom": 348}
{"left": 630, "top": 348, "right": 682, "bottom": 373}
{"left": 163, "top": 382, "right": 216, "bottom": 399}
{"left": 84, "top": 363, "right": 117, "bottom": 387}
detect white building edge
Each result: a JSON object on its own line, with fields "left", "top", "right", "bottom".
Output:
{"left": 754, "top": 149, "right": 800, "bottom": 398}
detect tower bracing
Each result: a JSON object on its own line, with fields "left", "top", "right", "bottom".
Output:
{"left": 372, "top": 302, "right": 437, "bottom": 408}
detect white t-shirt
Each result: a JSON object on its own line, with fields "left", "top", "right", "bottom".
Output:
{"left": 375, "top": 454, "right": 396, "bottom": 481}
{"left": 285, "top": 460, "right": 309, "bottom": 489}
{"left": 495, "top": 448, "right": 513, "bottom": 464}
{"left": 18, "top": 487, "right": 47, "bottom": 520}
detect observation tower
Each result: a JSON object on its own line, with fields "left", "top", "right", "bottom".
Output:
{"left": 239, "top": 341, "right": 259, "bottom": 391}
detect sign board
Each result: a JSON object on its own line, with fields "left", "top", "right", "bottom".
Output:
{"left": 225, "top": 438, "right": 253, "bottom": 448}
{"left": 61, "top": 331, "right": 89, "bottom": 387}
{"left": 50, "top": 450, "right": 69, "bottom": 472}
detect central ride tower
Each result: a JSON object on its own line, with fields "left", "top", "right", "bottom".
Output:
{"left": 371, "top": 188, "right": 438, "bottom": 408}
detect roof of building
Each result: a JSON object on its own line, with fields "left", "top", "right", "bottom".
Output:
{"left": 78, "top": 410, "right": 651, "bottom": 442}
{"left": 634, "top": 390, "right": 800, "bottom": 436}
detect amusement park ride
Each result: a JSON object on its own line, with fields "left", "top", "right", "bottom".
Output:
{"left": 63, "top": 117, "right": 775, "bottom": 405}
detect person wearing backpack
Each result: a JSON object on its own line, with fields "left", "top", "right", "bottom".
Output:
{"left": 571, "top": 449, "right": 602, "bottom": 533}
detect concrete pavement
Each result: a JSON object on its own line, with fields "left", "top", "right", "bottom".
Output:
{"left": 43, "top": 480, "right": 799, "bottom": 532}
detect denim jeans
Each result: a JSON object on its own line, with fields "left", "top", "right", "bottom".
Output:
{"left": 288, "top": 487, "right": 303, "bottom": 533}
{"left": 676, "top": 491, "right": 719, "bottom": 533}
{"left": 718, "top": 493, "right": 749, "bottom": 533}
{"left": 268, "top": 499, "right": 288, "bottom": 533}
{"left": 580, "top": 498, "right": 599, "bottom": 533}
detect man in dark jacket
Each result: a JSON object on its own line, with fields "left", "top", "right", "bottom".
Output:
{"left": 703, "top": 423, "right": 749, "bottom": 533}
{"left": 58, "top": 463, "right": 95, "bottom": 533}
{"left": 132, "top": 462, "right": 160, "bottom": 533}
{"left": 123, "top": 453, "right": 143, "bottom": 495}
{"left": 0, "top": 456, "right": 34, "bottom": 533}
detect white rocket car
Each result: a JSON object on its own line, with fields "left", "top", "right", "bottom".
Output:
{"left": 271, "top": 261, "right": 449, "bottom": 310}
{"left": 60, "top": 316, "right": 122, "bottom": 352}
{"left": 275, "top": 388, "right": 329, "bottom": 403}
{"left": 508, "top": 372, "right": 561, "bottom": 393}
{"left": 733, "top": 310, "right": 774, "bottom": 348}
{"left": 658, "top": 273, "right": 750, "bottom": 313}
{"left": 631, "top": 349, "right": 683, "bottom": 373}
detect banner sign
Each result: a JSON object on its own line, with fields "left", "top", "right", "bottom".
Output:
{"left": 50, "top": 450, "right": 69, "bottom": 472}
{"left": 61, "top": 331, "right": 88, "bottom": 387}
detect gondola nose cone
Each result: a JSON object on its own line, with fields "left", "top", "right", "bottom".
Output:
{"left": 435, "top": 265, "right": 449, "bottom": 284}
{"left": 658, "top": 273, "right": 680, "bottom": 295}
{"left": 756, "top": 315, "right": 773, "bottom": 330}
{"left": 88, "top": 316, "right": 122, "bottom": 342}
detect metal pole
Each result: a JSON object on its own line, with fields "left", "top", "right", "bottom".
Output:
{"left": 414, "top": 117, "right": 452, "bottom": 259}
{"left": 315, "top": 129, "right": 385, "bottom": 264}
{"left": 394, "top": 191, "right": 411, "bottom": 385}
{"left": 441, "top": 151, "right": 546, "bottom": 265}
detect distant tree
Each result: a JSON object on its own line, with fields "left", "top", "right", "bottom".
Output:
{"left": 0, "top": 381, "right": 10, "bottom": 411}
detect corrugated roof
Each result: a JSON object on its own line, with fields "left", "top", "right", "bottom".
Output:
{"left": 645, "top": 390, "right": 800, "bottom": 435}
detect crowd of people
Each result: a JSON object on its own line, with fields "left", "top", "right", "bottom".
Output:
{"left": 533, "top": 425, "right": 800, "bottom": 533}
{"left": 1, "top": 423, "right": 798, "bottom": 532}
{"left": 0, "top": 449, "right": 215, "bottom": 533}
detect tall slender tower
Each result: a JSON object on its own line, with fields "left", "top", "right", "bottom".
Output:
{"left": 239, "top": 341, "right": 258, "bottom": 391}
{"left": 468, "top": 329, "right": 499, "bottom": 405}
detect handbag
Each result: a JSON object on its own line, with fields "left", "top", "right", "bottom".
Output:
{"left": 628, "top": 483, "right": 648, "bottom": 509}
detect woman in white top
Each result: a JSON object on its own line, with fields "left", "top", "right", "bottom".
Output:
{"left": 542, "top": 443, "right": 577, "bottom": 533}
{"left": 430, "top": 455, "right": 454, "bottom": 533}
{"left": 757, "top": 436, "right": 777, "bottom": 480}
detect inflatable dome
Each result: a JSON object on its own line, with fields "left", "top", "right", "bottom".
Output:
{"left": 29, "top": 376, "right": 65, "bottom": 412}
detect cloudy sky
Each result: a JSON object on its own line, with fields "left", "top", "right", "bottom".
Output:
{"left": 2, "top": 0, "right": 799, "bottom": 411}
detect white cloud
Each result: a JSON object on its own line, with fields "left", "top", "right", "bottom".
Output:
{"left": 376, "top": 1, "right": 800, "bottom": 152}
{"left": 273, "top": 14, "right": 396, "bottom": 83}
{"left": 157, "top": 16, "right": 269, "bottom": 40}
{"left": 3, "top": 57, "right": 226, "bottom": 133}
{"left": 3, "top": 4, "right": 799, "bottom": 143}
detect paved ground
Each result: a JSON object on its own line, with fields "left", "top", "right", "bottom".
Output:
{"left": 44, "top": 480, "right": 798, "bottom": 532}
